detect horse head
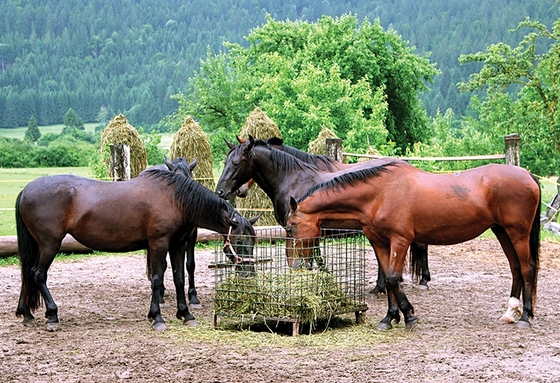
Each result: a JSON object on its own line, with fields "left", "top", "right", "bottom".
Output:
{"left": 285, "top": 196, "right": 322, "bottom": 268}
{"left": 222, "top": 211, "right": 260, "bottom": 276}
{"left": 215, "top": 136, "right": 256, "bottom": 199}
{"left": 164, "top": 156, "right": 198, "bottom": 178}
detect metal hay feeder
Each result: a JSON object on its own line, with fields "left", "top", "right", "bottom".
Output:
{"left": 211, "top": 228, "right": 368, "bottom": 335}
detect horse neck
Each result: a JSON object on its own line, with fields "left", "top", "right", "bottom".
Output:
{"left": 299, "top": 187, "right": 368, "bottom": 223}
{"left": 282, "top": 145, "right": 345, "bottom": 172}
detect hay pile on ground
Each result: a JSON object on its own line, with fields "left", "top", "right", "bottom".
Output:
{"left": 213, "top": 269, "right": 360, "bottom": 328}
{"left": 236, "top": 107, "right": 281, "bottom": 226}
{"left": 100, "top": 114, "right": 147, "bottom": 178}
{"left": 239, "top": 106, "right": 282, "bottom": 139}
{"left": 169, "top": 116, "right": 214, "bottom": 190}
{"left": 308, "top": 125, "right": 340, "bottom": 155}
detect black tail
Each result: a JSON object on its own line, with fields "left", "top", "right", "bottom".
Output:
{"left": 15, "top": 192, "right": 41, "bottom": 315}
{"left": 410, "top": 242, "right": 428, "bottom": 282}
{"left": 529, "top": 174, "right": 541, "bottom": 304}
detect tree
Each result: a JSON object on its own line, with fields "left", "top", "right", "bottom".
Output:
{"left": 171, "top": 14, "right": 438, "bottom": 158}
{"left": 24, "top": 115, "right": 41, "bottom": 142}
{"left": 62, "top": 108, "right": 85, "bottom": 132}
{"left": 458, "top": 15, "right": 560, "bottom": 175}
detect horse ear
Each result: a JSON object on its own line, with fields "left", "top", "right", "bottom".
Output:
{"left": 189, "top": 158, "right": 198, "bottom": 171}
{"left": 248, "top": 214, "right": 262, "bottom": 225}
{"left": 289, "top": 196, "right": 298, "bottom": 212}
{"left": 164, "top": 156, "right": 173, "bottom": 170}
{"left": 224, "top": 138, "right": 235, "bottom": 149}
{"left": 236, "top": 136, "right": 246, "bottom": 144}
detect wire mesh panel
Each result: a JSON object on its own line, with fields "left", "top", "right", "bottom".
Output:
{"left": 212, "top": 228, "right": 368, "bottom": 334}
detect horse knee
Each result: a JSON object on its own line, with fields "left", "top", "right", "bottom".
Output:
{"left": 385, "top": 275, "right": 402, "bottom": 289}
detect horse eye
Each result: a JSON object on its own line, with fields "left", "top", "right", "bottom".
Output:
{"left": 233, "top": 161, "right": 240, "bottom": 167}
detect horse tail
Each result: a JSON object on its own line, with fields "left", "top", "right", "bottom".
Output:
{"left": 529, "top": 173, "right": 541, "bottom": 304}
{"left": 15, "top": 192, "right": 41, "bottom": 314}
{"left": 410, "top": 242, "right": 425, "bottom": 282}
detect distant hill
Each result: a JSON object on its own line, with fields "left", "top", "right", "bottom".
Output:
{"left": 0, "top": 0, "right": 557, "bottom": 129}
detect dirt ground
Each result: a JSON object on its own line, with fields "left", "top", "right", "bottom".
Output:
{"left": 1, "top": 237, "right": 559, "bottom": 383}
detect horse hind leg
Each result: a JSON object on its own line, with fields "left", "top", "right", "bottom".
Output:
{"left": 492, "top": 227, "right": 525, "bottom": 324}
{"left": 33, "top": 244, "right": 61, "bottom": 331}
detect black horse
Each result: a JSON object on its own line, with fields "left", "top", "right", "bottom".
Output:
{"left": 15, "top": 167, "right": 257, "bottom": 331}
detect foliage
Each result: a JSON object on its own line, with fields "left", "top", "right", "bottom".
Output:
{"left": 140, "top": 131, "right": 167, "bottom": 166}
{"left": 62, "top": 108, "right": 85, "bottom": 131}
{"left": 0, "top": 0, "right": 557, "bottom": 130}
{"left": 24, "top": 115, "right": 40, "bottom": 142}
{"left": 457, "top": 15, "right": 560, "bottom": 175}
{"left": 172, "top": 14, "right": 438, "bottom": 158}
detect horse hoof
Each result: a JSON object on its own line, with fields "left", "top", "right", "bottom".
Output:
{"left": 22, "top": 318, "right": 37, "bottom": 327}
{"left": 405, "top": 318, "right": 418, "bottom": 331}
{"left": 189, "top": 303, "right": 202, "bottom": 310}
{"left": 46, "top": 322, "right": 60, "bottom": 332}
{"left": 499, "top": 315, "right": 516, "bottom": 324}
{"left": 184, "top": 319, "right": 200, "bottom": 326}
{"left": 417, "top": 284, "right": 429, "bottom": 290}
{"left": 517, "top": 320, "right": 531, "bottom": 329}
{"left": 376, "top": 322, "right": 392, "bottom": 331}
{"left": 152, "top": 322, "right": 167, "bottom": 331}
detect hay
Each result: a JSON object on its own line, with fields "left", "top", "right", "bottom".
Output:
{"left": 169, "top": 116, "right": 215, "bottom": 190}
{"left": 308, "top": 125, "right": 340, "bottom": 155}
{"left": 238, "top": 106, "right": 282, "bottom": 139}
{"left": 358, "top": 146, "right": 381, "bottom": 162}
{"left": 236, "top": 106, "right": 281, "bottom": 226}
{"left": 100, "top": 114, "right": 148, "bottom": 178}
{"left": 213, "top": 269, "right": 360, "bottom": 327}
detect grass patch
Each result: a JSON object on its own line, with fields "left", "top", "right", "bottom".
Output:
{"left": 0, "top": 167, "right": 92, "bottom": 236}
{"left": 0, "top": 123, "right": 98, "bottom": 139}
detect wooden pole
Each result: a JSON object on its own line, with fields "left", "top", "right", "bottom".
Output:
{"left": 504, "top": 133, "right": 520, "bottom": 166}
{"left": 325, "top": 138, "right": 343, "bottom": 162}
{"left": 110, "top": 144, "right": 131, "bottom": 181}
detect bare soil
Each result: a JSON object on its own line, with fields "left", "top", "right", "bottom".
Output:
{"left": 1, "top": 238, "right": 560, "bottom": 383}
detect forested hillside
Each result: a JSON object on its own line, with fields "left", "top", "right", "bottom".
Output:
{"left": 0, "top": 0, "right": 558, "bottom": 129}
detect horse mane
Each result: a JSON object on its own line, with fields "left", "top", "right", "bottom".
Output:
{"left": 141, "top": 168, "right": 232, "bottom": 225}
{"left": 298, "top": 162, "right": 399, "bottom": 202}
{"left": 264, "top": 137, "right": 340, "bottom": 171}
{"left": 251, "top": 139, "right": 321, "bottom": 174}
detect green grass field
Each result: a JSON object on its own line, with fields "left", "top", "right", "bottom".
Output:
{"left": 0, "top": 123, "right": 98, "bottom": 139}
{"left": 0, "top": 167, "right": 92, "bottom": 236}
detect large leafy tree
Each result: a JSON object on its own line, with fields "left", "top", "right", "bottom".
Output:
{"left": 458, "top": 16, "right": 560, "bottom": 175}
{"left": 170, "top": 14, "right": 438, "bottom": 159}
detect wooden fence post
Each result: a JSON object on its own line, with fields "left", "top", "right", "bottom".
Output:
{"left": 110, "top": 144, "right": 131, "bottom": 181}
{"left": 504, "top": 133, "right": 520, "bottom": 166}
{"left": 325, "top": 138, "right": 343, "bottom": 162}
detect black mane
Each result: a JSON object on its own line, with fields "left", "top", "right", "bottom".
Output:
{"left": 298, "top": 162, "right": 399, "bottom": 202}
{"left": 263, "top": 137, "right": 340, "bottom": 171}
{"left": 251, "top": 139, "right": 321, "bottom": 174}
{"left": 141, "top": 168, "right": 232, "bottom": 225}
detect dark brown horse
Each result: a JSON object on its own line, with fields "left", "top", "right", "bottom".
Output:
{"left": 215, "top": 136, "right": 427, "bottom": 291}
{"left": 286, "top": 162, "right": 541, "bottom": 330}
{"left": 15, "top": 167, "right": 258, "bottom": 331}
{"left": 144, "top": 156, "right": 201, "bottom": 306}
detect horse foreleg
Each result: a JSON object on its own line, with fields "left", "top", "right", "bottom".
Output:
{"left": 375, "top": 241, "right": 417, "bottom": 331}
{"left": 411, "top": 242, "right": 430, "bottom": 288}
{"left": 185, "top": 232, "right": 201, "bottom": 308}
{"left": 370, "top": 255, "right": 387, "bottom": 297}
{"left": 169, "top": 245, "right": 198, "bottom": 326}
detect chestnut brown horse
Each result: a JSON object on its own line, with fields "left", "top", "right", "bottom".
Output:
{"left": 15, "top": 167, "right": 257, "bottom": 331}
{"left": 286, "top": 162, "right": 541, "bottom": 330}
{"left": 216, "top": 136, "right": 428, "bottom": 291}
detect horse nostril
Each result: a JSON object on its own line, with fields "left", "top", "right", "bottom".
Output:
{"left": 216, "top": 189, "right": 223, "bottom": 196}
